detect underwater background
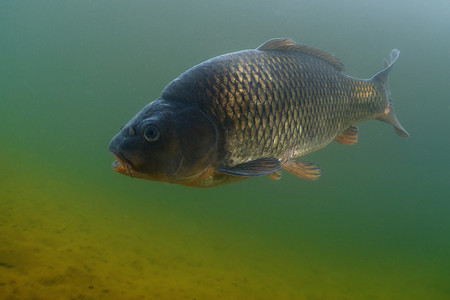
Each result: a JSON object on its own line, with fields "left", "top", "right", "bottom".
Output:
{"left": 1, "top": 0, "right": 449, "bottom": 299}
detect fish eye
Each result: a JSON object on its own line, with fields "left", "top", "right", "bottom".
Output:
{"left": 143, "top": 125, "right": 160, "bottom": 142}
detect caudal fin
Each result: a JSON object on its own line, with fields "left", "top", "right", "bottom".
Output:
{"left": 372, "top": 49, "right": 409, "bottom": 138}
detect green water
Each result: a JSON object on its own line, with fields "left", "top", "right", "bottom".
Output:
{"left": 1, "top": 0, "right": 449, "bottom": 299}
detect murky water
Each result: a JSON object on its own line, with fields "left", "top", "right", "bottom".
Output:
{"left": 1, "top": 0, "right": 449, "bottom": 299}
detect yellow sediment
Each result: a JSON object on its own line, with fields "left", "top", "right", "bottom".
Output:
{"left": 0, "top": 159, "right": 298, "bottom": 299}
{"left": 0, "top": 152, "right": 444, "bottom": 299}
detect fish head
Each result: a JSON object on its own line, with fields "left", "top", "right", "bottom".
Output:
{"left": 108, "top": 99, "right": 218, "bottom": 185}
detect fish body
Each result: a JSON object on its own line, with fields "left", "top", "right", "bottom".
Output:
{"left": 108, "top": 38, "right": 408, "bottom": 187}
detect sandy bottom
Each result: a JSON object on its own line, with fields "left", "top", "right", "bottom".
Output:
{"left": 0, "top": 160, "right": 308, "bottom": 299}
{"left": 0, "top": 158, "right": 448, "bottom": 299}
{"left": 0, "top": 178, "right": 315, "bottom": 299}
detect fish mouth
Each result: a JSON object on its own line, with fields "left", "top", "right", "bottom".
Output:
{"left": 110, "top": 151, "right": 135, "bottom": 177}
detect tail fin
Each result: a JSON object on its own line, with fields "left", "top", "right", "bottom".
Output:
{"left": 372, "top": 49, "right": 409, "bottom": 137}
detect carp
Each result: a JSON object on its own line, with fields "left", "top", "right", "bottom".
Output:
{"left": 108, "top": 38, "right": 408, "bottom": 187}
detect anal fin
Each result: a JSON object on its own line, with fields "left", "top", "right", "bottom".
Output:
{"left": 335, "top": 125, "right": 358, "bottom": 145}
{"left": 217, "top": 158, "right": 281, "bottom": 177}
{"left": 282, "top": 160, "right": 321, "bottom": 180}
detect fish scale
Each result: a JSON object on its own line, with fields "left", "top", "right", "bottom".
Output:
{"left": 188, "top": 50, "right": 360, "bottom": 165}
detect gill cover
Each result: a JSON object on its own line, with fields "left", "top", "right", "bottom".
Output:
{"left": 170, "top": 106, "right": 218, "bottom": 183}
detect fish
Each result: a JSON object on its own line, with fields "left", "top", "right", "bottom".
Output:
{"left": 108, "top": 38, "right": 408, "bottom": 188}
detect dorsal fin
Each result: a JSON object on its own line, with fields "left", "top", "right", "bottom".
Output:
{"left": 256, "top": 38, "right": 345, "bottom": 71}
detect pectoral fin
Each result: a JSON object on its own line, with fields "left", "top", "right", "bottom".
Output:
{"left": 335, "top": 125, "right": 358, "bottom": 145}
{"left": 282, "top": 160, "right": 321, "bottom": 180}
{"left": 217, "top": 158, "right": 281, "bottom": 177}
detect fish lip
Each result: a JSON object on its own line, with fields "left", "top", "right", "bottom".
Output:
{"left": 110, "top": 151, "right": 135, "bottom": 177}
